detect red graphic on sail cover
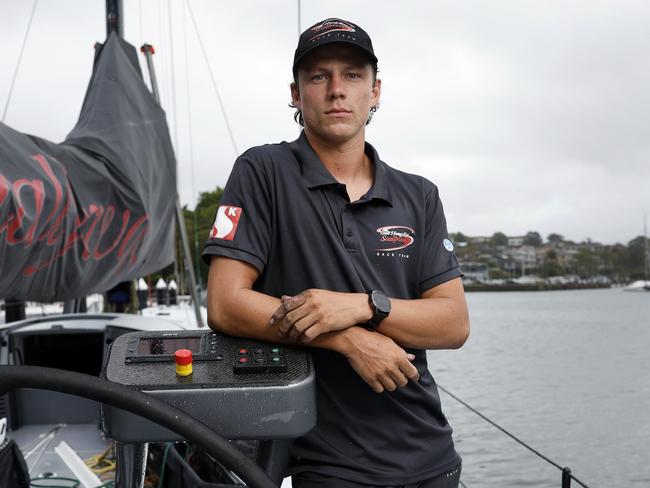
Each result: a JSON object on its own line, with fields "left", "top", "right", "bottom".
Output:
{"left": 376, "top": 226, "right": 415, "bottom": 251}
{"left": 210, "top": 205, "right": 242, "bottom": 241}
{"left": 0, "top": 153, "right": 149, "bottom": 277}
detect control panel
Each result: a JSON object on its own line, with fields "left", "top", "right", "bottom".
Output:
{"left": 124, "top": 331, "right": 223, "bottom": 362}
{"left": 102, "top": 330, "right": 315, "bottom": 442}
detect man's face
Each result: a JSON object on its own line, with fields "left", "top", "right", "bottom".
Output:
{"left": 291, "top": 44, "right": 381, "bottom": 144}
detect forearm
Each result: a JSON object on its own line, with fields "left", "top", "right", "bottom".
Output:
{"left": 208, "top": 285, "right": 347, "bottom": 352}
{"left": 374, "top": 296, "right": 469, "bottom": 350}
{"left": 271, "top": 278, "right": 469, "bottom": 350}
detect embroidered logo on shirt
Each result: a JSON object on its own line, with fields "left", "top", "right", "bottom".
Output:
{"left": 443, "top": 238, "right": 454, "bottom": 252}
{"left": 209, "top": 205, "right": 242, "bottom": 241}
{"left": 375, "top": 226, "right": 415, "bottom": 258}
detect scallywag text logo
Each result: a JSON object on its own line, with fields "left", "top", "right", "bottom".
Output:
{"left": 375, "top": 225, "right": 414, "bottom": 258}
{"left": 309, "top": 19, "right": 356, "bottom": 41}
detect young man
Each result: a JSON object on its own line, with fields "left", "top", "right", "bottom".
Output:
{"left": 203, "top": 18, "right": 469, "bottom": 488}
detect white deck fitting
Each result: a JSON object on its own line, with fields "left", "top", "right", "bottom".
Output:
{"left": 54, "top": 440, "right": 102, "bottom": 488}
{"left": 14, "top": 423, "right": 111, "bottom": 481}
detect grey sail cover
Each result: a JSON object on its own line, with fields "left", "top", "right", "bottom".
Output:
{"left": 0, "top": 33, "right": 176, "bottom": 301}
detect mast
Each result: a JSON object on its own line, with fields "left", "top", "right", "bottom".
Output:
{"left": 643, "top": 214, "right": 650, "bottom": 287}
{"left": 106, "top": 0, "right": 124, "bottom": 38}
{"left": 141, "top": 44, "right": 205, "bottom": 328}
{"left": 64, "top": 0, "right": 124, "bottom": 315}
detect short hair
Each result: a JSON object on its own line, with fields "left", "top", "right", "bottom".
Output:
{"left": 289, "top": 61, "right": 380, "bottom": 127}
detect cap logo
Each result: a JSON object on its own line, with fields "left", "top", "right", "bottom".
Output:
{"left": 309, "top": 19, "right": 355, "bottom": 41}
{"left": 209, "top": 205, "right": 242, "bottom": 241}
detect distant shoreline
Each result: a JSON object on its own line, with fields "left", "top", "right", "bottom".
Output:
{"left": 464, "top": 283, "right": 612, "bottom": 292}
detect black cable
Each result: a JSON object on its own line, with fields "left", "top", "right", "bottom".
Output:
{"left": 438, "top": 384, "right": 592, "bottom": 488}
{"left": 2, "top": 0, "right": 39, "bottom": 123}
{"left": 0, "top": 366, "right": 276, "bottom": 488}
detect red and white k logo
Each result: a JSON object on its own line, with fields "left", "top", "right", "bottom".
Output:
{"left": 209, "top": 205, "right": 242, "bottom": 241}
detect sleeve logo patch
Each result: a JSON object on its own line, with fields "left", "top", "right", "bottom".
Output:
{"left": 443, "top": 238, "right": 454, "bottom": 252}
{"left": 209, "top": 205, "right": 242, "bottom": 241}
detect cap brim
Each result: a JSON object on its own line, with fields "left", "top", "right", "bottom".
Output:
{"left": 293, "top": 39, "right": 378, "bottom": 75}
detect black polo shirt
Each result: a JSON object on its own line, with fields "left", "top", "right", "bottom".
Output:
{"left": 202, "top": 131, "right": 462, "bottom": 484}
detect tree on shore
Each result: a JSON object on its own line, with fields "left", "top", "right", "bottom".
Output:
{"left": 524, "top": 231, "right": 543, "bottom": 247}
{"left": 490, "top": 232, "right": 508, "bottom": 246}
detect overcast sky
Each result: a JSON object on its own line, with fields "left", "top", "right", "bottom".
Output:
{"left": 1, "top": 0, "right": 649, "bottom": 245}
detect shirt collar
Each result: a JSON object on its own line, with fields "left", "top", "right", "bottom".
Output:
{"left": 289, "top": 130, "right": 393, "bottom": 206}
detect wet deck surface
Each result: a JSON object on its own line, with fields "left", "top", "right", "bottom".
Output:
{"left": 13, "top": 423, "right": 110, "bottom": 482}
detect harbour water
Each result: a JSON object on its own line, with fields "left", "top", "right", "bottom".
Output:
{"left": 429, "top": 288, "right": 650, "bottom": 487}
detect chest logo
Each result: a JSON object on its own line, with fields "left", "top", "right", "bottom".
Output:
{"left": 375, "top": 226, "right": 415, "bottom": 252}
{"left": 209, "top": 205, "right": 242, "bottom": 241}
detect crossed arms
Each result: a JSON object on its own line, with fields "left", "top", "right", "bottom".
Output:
{"left": 207, "top": 256, "right": 470, "bottom": 393}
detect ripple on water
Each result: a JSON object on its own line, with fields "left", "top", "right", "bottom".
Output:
{"left": 429, "top": 288, "right": 650, "bottom": 487}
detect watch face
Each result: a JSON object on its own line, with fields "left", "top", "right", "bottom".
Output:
{"left": 372, "top": 290, "right": 391, "bottom": 314}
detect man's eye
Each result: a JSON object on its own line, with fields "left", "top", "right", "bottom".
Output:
{"left": 311, "top": 74, "right": 326, "bottom": 81}
{"left": 347, "top": 72, "right": 362, "bottom": 79}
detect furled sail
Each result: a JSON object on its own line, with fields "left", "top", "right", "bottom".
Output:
{"left": 0, "top": 33, "right": 176, "bottom": 301}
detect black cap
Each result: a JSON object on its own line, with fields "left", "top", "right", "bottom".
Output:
{"left": 293, "top": 18, "right": 378, "bottom": 77}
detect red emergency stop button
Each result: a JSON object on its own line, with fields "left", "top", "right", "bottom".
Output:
{"left": 175, "top": 349, "right": 193, "bottom": 376}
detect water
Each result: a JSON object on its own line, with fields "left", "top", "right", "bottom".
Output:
{"left": 428, "top": 288, "right": 650, "bottom": 487}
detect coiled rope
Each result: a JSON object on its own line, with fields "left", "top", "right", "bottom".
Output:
{"left": 438, "top": 384, "right": 592, "bottom": 488}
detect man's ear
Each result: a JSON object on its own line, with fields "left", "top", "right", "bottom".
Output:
{"left": 290, "top": 82, "right": 302, "bottom": 110}
{"left": 371, "top": 78, "right": 382, "bottom": 106}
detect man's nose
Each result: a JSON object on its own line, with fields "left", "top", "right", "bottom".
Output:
{"left": 328, "top": 74, "right": 346, "bottom": 98}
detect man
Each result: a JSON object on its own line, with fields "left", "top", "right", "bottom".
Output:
{"left": 203, "top": 18, "right": 469, "bottom": 488}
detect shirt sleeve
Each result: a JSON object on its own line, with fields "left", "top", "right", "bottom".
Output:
{"left": 419, "top": 181, "right": 462, "bottom": 294}
{"left": 201, "top": 154, "right": 272, "bottom": 274}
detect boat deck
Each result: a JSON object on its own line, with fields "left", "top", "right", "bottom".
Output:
{"left": 14, "top": 423, "right": 112, "bottom": 483}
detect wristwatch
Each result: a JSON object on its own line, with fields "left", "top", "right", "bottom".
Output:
{"left": 367, "top": 290, "right": 391, "bottom": 329}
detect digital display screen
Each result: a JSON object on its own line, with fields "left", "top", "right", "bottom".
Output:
{"left": 137, "top": 337, "right": 201, "bottom": 356}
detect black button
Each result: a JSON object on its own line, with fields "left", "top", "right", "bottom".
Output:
{"left": 346, "top": 230, "right": 353, "bottom": 237}
{"left": 254, "top": 357, "right": 266, "bottom": 364}
{"left": 254, "top": 348, "right": 264, "bottom": 355}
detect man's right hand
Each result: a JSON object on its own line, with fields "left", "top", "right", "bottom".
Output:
{"left": 337, "top": 327, "right": 420, "bottom": 393}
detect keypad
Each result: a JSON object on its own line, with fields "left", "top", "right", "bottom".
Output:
{"left": 233, "top": 344, "right": 287, "bottom": 374}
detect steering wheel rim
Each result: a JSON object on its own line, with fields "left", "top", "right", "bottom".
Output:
{"left": 0, "top": 365, "right": 277, "bottom": 488}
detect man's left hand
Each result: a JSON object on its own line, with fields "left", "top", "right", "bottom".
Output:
{"left": 270, "top": 289, "right": 370, "bottom": 343}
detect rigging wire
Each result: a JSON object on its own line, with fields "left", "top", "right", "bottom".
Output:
{"left": 166, "top": 0, "right": 180, "bottom": 154}
{"left": 184, "top": 0, "right": 240, "bottom": 157}
{"left": 297, "top": 0, "right": 301, "bottom": 37}
{"left": 2, "top": 0, "right": 39, "bottom": 123}
{"left": 138, "top": 0, "right": 144, "bottom": 46}
{"left": 167, "top": 0, "right": 184, "bottom": 291}
{"left": 437, "top": 384, "right": 592, "bottom": 488}
{"left": 181, "top": 0, "right": 202, "bottom": 286}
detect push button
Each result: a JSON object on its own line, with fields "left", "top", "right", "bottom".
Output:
{"left": 238, "top": 348, "right": 248, "bottom": 355}
{"left": 346, "top": 230, "right": 353, "bottom": 237}
{"left": 238, "top": 357, "right": 249, "bottom": 364}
